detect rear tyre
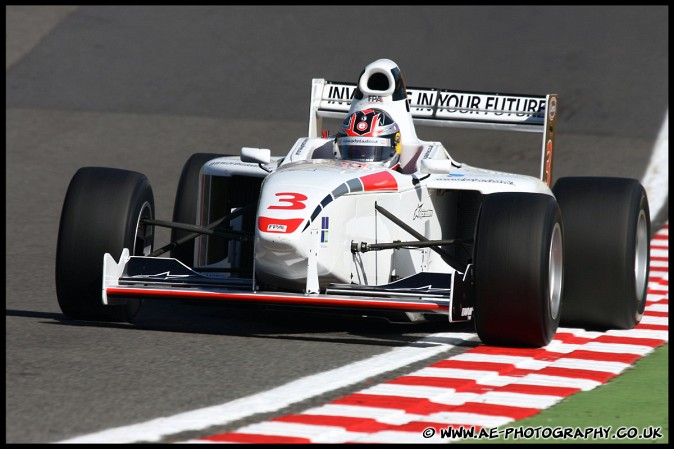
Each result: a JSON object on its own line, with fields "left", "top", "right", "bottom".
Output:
{"left": 553, "top": 177, "right": 650, "bottom": 330}
{"left": 170, "top": 153, "right": 227, "bottom": 266}
{"left": 55, "top": 167, "right": 154, "bottom": 321}
{"left": 474, "top": 193, "right": 563, "bottom": 347}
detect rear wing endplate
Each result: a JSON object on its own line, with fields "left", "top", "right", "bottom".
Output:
{"left": 309, "top": 80, "right": 558, "bottom": 186}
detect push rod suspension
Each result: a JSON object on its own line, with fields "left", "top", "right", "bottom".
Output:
{"left": 145, "top": 202, "right": 256, "bottom": 257}
{"left": 374, "top": 203, "right": 468, "bottom": 273}
{"left": 352, "top": 238, "right": 471, "bottom": 253}
{"left": 142, "top": 218, "right": 251, "bottom": 240}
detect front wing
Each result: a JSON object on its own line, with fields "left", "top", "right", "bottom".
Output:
{"left": 103, "top": 250, "right": 474, "bottom": 321}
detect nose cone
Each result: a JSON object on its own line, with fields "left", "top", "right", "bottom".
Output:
{"left": 254, "top": 163, "right": 400, "bottom": 289}
{"left": 255, "top": 167, "right": 334, "bottom": 241}
{"left": 254, "top": 167, "right": 334, "bottom": 286}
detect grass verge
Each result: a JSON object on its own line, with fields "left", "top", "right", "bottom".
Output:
{"left": 463, "top": 343, "right": 668, "bottom": 444}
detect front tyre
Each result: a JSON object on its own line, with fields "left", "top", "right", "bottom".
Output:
{"left": 55, "top": 167, "right": 154, "bottom": 322}
{"left": 474, "top": 193, "right": 563, "bottom": 347}
{"left": 553, "top": 177, "right": 650, "bottom": 330}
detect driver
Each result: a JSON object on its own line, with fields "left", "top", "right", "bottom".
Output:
{"left": 334, "top": 109, "right": 401, "bottom": 170}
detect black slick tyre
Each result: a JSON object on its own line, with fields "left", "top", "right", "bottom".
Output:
{"left": 474, "top": 192, "right": 563, "bottom": 347}
{"left": 55, "top": 167, "right": 155, "bottom": 322}
{"left": 553, "top": 177, "right": 650, "bottom": 330}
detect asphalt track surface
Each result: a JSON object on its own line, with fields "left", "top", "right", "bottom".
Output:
{"left": 5, "top": 6, "right": 668, "bottom": 443}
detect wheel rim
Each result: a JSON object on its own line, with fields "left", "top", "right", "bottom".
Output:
{"left": 134, "top": 201, "right": 154, "bottom": 256}
{"left": 634, "top": 209, "right": 648, "bottom": 303}
{"left": 548, "top": 222, "right": 563, "bottom": 320}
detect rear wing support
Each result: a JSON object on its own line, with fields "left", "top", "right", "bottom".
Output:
{"left": 309, "top": 80, "right": 558, "bottom": 186}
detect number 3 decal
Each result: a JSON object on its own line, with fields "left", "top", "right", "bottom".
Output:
{"left": 268, "top": 192, "right": 307, "bottom": 210}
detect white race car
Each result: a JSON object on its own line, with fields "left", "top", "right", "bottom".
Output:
{"left": 55, "top": 59, "right": 651, "bottom": 347}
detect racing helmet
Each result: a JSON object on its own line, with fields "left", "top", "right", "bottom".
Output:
{"left": 335, "top": 109, "right": 401, "bottom": 163}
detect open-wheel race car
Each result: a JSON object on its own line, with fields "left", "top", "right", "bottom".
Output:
{"left": 56, "top": 59, "right": 651, "bottom": 347}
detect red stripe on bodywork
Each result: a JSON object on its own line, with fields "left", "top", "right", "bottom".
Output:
{"left": 359, "top": 171, "right": 398, "bottom": 191}
{"left": 257, "top": 216, "right": 304, "bottom": 233}
{"left": 105, "top": 287, "right": 443, "bottom": 311}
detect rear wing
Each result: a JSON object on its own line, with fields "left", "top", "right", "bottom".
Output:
{"left": 309, "top": 80, "right": 558, "bottom": 186}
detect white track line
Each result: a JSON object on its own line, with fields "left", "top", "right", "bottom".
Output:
{"left": 56, "top": 333, "right": 479, "bottom": 443}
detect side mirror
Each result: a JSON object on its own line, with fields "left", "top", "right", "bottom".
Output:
{"left": 241, "top": 147, "right": 271, "bottom": 164}
{"left": 420, "top": 158, "right": 454, "bottom": 174}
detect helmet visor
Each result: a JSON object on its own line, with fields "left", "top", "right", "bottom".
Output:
{"left": 337, "top": 136, "right": 393, "bottom": 162}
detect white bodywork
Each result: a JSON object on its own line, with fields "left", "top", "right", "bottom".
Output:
{"left": 195, "top": 59, "right": 558, "bottom": 292}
